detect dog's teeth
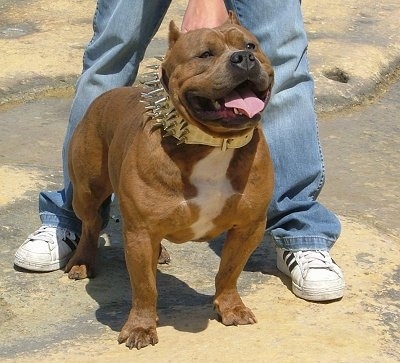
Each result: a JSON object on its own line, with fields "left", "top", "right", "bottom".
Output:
{"left": 213, "top": 100, "right": 221, "bottom": 110}
{"left": 233, "top": 108, "right": 243, "bottom": 115}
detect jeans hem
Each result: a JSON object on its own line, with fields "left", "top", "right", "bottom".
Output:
{"left": 39, "top": 212, "right": 81, "bottom": 235}
{"left": 268, "top": 234, "right": 337, "bottom": 251}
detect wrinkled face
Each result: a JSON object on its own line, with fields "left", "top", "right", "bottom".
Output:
{"left": 162, "top": 18, "right": 274, "bottom": 137}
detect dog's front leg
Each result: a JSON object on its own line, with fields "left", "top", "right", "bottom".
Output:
{"left": 117, "top": 228, "right": 160, "bottom": 350}
{"left": 213, "top": 220, "right": 265, "bottom": 326}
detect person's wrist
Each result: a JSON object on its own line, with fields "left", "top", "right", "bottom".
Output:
{"left": 182, "top": 0, "right": 228, "bottom": 32}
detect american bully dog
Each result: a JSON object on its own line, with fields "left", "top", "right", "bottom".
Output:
{"left": 65, "top": 12, "right": 274, "bottom": 350}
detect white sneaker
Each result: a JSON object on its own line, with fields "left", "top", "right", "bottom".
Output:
{"left": 276, "top": 248, "right": 345, "bottom": 301}
{"left": 14, "top": 226, "right": 79, "bottom": 272}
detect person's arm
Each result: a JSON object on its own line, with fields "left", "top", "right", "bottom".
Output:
{"left": 181, "top": 0, "right": 229, "bottom": 31}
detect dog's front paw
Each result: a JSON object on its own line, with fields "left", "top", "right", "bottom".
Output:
{"left": 118, "top": 325, "right": 158, "bottom": 350}
{"left": 214, "top": 294, "right": 257, "bottom": 326}
{"left": 217, "top": 304, "right": 257, "bottom": 326}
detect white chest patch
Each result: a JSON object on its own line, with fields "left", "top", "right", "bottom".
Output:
{"left": 189, "top": 148, "right": 235, "bottom": 240}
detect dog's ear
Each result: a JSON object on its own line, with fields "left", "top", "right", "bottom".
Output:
{"left": 168, "top": 20, "right": 181, "bottom": 49}
{"left": 226, "top": 10, "right": 241, "bottom": 25}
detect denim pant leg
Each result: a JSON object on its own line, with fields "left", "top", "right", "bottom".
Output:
{"left": 227, "top": 0, "right": 341, "bottom": 250}
{"left": 39, "top": 0, "right": 172, "bottom": 234}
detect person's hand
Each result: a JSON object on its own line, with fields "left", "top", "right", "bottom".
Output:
{"left": 181, "top": 0, "right": 229, "bottom": 32}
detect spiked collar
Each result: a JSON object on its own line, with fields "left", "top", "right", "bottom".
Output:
{"left": 140, "top": 60, "right": 255, "bottom": 151}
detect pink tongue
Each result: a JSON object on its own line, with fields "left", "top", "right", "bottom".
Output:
{"left": 224, "top": 89, "right": 265, "bottom": 118}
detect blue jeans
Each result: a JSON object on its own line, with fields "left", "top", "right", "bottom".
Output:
{"left": 39, "top": 0, "right": 341, "bottom": 251}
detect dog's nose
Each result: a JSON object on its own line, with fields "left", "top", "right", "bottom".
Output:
{"left": 230, "top": 51, "right": 256, "bottom": 71}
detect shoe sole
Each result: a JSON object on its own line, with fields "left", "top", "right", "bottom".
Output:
{"left": 291, "top": 281, "right": 344, "bottom": 301}
{"left": 14, "top": 252, "right": 72, "bottom": 272}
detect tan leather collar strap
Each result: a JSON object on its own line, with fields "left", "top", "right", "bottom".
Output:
{"left": 176, "top": 120, "right": 254, "bottom": 151}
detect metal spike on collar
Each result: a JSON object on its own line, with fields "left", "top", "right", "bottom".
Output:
{"left": 141, "top": 63, "right": 189, "bottom": 144}
{"left": 179, "top": 121, "right": 188, "bottom": 130}
{"left": 176, "top": 137, "right": 188, "bottom": 145}
{"left": 141, "top": 88, "right": 164, "bottom": 98}
{"left": 154, "top": 97, "right": 168, "bottom": 105}
{"left": 141, "top": 71, "right": 158, "bottom": 77}
{"left": 164, "top": 122, "right": 177, "bottom": 131}
{"left": 164, "top": 113, "right": 177, "bottom": 121}
{"left": 146, "top": 64, "right": 160, "bottom": 70}
{"left": 141, "top": 78, "right": 160, "bottom": 86}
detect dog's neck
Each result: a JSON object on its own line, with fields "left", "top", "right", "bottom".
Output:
{"left": 140, "top": 61, "right": 254, "bottom": 151}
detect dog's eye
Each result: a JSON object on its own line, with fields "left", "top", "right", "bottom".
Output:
{"left": 246, "top": 43, "right": 256, "bottom": 50}
{"left": 199, "top": 51, "right": 213, "bottom": 58}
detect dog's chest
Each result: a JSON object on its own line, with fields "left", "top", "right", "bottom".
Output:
{"left": 188, "top": 148, "right": 236, "bottom": 240}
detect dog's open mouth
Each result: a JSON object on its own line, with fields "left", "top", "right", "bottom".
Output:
{"left": 186, "top": 81, "right": 271, "bottom": 122}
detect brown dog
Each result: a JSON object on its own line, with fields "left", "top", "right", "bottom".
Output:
{"left": 65, "top": 12, "right": 274, "bottom": 350}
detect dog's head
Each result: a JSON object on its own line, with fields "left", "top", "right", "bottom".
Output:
{"left": 161, "top": 11, "right": 274, "bottom": 138}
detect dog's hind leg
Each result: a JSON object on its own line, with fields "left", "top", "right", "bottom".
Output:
{"left": 65, "top": 113, "right": 112, "bottom": 279}
{"left": 65, "top": 188, "right": 111, "bottom": 279}
{"left": 65, "top": 131, "right": 113, "bottom": 279}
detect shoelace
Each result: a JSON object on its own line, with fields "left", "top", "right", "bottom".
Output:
{"left": 296, "top": 250, "right": 335, "bottom": 273}
{"left": 27, "top": 226, "right": 58, "bottom": 244}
